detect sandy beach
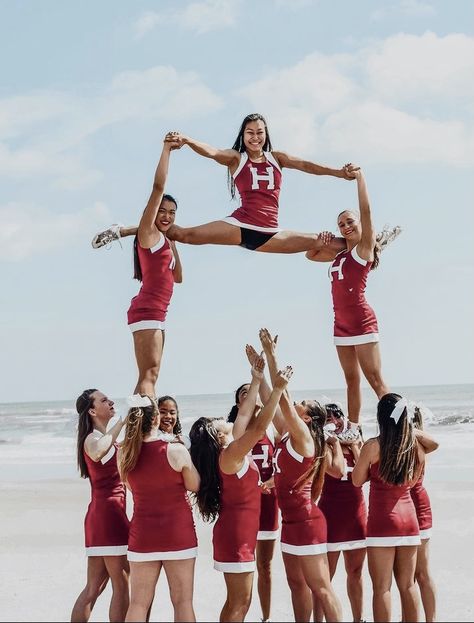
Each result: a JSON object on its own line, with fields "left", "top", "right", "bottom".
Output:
{"left": 0, "top": 426, "right": 473, "bottom": 623}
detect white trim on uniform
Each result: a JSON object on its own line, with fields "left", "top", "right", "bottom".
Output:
{"left": 419, "top": 528, "right": 432, "bottom": 540}
{"left": 233, "top": 152, "right": 248, "bottom": 179}
{"left": 221, "top": 216, "right": 281, "bottom": 234}
{"left": 86, "top": 545, "right": 128, "bottom": 556}
{"left": 334, "top": 333, "right": 379, "bottom": 346}
{"left": 265, "top": 151, "right": 282, "bottom": 172}
{"left": 236, "top": 456, "right": 250, "bottom": 479}
{"left": 100, "top": 445, "right": 115, "bottom": 465}
{"left": 327, "top": 538, "right": 367, "bottom": 552}
{"left": 351, "top": 245, "right": 368, "bottom": 266}
{"left": 213, "top": 559, "right": 256, "bottom": 573}
{"left": 127, "top": 546, "right": 198, "bottom": 562}
{"left": 366, "top": 535, "right": 421, "bottom": 547}
{"left": 129, "top": 320, "right": 166, "bottom": 332}
{"left": 150, "top": 236, "right": 166, "bottom": 253}
{"left": 286, "top": 437, "right": 304, "bottom": 463}
{"left": 257, "top": 529, "right": 279, "bottom": 541}
{"left": 281, "top": 542, "right": 328, "bottom": 556}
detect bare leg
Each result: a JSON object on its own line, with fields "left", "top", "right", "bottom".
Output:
{"left": 220, "top": 572, "right": 254, "bottom": 622}
{"left": 167, "top": 220, "right": 241, "bottom": 245}
{"left": 258, "top": 230, "right": 347, "bottom": 255}
{"left": 355, "top": 343, "right": 390, "bottom": 400}
{"left": 163, "top": 558, "right": 196, "bottom": 622}
{"left": 368, "top": 546, "right": 395, "bottom": 622}
{"left": 256, "top": 539, "right": 276, "bottom": 621}
{"left": 343, "top": 549, "right": 366, "bottom": 622}
{"left": 415, "top": 539, "right": 436, "bottom": 622}
{"left": 313, "top": 551, "right": 340, "bottom": 622}
{"left": 336, "top": 346, "right": 362, "bottom": 424}
{"left": 132, "top": 329, "right": 164, "bottom": 396}
{"left": 393, "top": 546, "right": 419, "bottom": 623}
{"left": 120, "top": 226, "right": 138, "bottom": 238}
{"left": 71, "top": 556, "right": 109, "bottom": 622}
{"left": 126, "top": 561, "right": 162, "bottom": 622}
{"left": 299, "top": 553, "right": 342, "bottom": 622}
{"left": 104, "top": 556, "right": 130, "bottom": 623}
{"left": 282, "top": 553, "right": 312, "bottom": 622}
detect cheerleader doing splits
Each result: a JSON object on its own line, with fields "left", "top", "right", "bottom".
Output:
{"left": 190, "top": 355, "right": 292, "bottom": 623}
{"left": 71, "top": 389, "right": 130, "bottom": 623}
{"left": 307, "top": 168, "right": 390, "bottom": 425}
{"left": 119, "top": 394, "right": 200, "bottom": 623}
{"left": 160, "top": 113, "right": 355, "bottom": 254}
{"left": 352, "top": 393, "right": 439, "bottom": 623}
{"left": 259, "top": 328, "right": 344, "bottom": 623}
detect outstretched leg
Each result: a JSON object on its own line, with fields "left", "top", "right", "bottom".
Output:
{"left": 258, "top": 230, "right": 347, "bottom": 255}
{"left": 167, "top": 221, "right": 241, "bottom": 246}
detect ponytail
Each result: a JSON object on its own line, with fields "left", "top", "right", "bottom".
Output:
{"left": 76, "top": 389, "right": 98, "bottom": 479}
{"left": 293, "top": 401, "right": 327, "bottom": 501}
{"left": 119, "top": 398, "right": 157, "bottom": 482}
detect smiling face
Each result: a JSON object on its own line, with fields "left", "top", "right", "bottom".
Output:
{"left": 337, "top": 210, "right": 362, "bottom": 243}
{"left": 159, "top": 398, "right": 178, "bottom": 434}
{"left": 155, "top": 198, "right": 177, "bottom": 233}
{"left": 243, "top": 119, "right": 267, "bottom": 156}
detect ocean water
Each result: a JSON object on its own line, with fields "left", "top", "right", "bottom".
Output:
{"left": 0, "top": 383, "right": 473, "bottom": 482}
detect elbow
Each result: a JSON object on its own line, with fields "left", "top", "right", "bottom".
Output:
{"left": 351, "top": 476, "right": 363, "bottom": 487}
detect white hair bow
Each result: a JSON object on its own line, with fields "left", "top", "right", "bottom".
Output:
{"left": 323, "top": 422, "right": 336, "bottom": 439}
{"left": 126, "top": 394, "right": 152, "bottom": 408}
{"left": 390, "top": 397, "right": 415, "bottom": 425}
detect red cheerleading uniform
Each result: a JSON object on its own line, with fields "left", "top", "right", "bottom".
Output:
{"left": 273, "top": 433, "right": 327, "bottom": 555}
{"left": 213, "top": 455, "right": 261, "bottom": 572}
{"left": 225, "top": 152, "right": 282, "bottom": 232}
{"left": 127, "top": 236, "right": 176, "bottom": 331}
{"left": 318, "top": 448, "right": 367, "bottom": 551}
{"left": 410, "top": 472, "right": 432, "bottom": 539}
{"left": 329, "top": 246, "right": 379, "bottom": 346}
{"left": 366, "top": 462, "right": 420, "bottom": 547}
{"left": 127, "top": 439, "right": 197, "bottom": 561}
{"left": 252, "top": 428, "right": 279, "bottom": 540}
{"left": 83, "top": 442, "right": 129, "bottom": 556}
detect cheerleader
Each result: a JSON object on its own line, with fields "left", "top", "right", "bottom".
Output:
{"left": 71, "top": 389, "right": 130, "bottom": 623}
{"left": 352, "top": 393, "right": 439, "bottom": 622}
{"left": 315, "top": 403, "right": 367, "bottom": 623}
{"left": 259, "top": 328, "right": 344, "bottom": 622}
{"left": 119, "top": 394, "right": 200, "bottom": 623}
{"left": 190, "top": 355, "right": 292, "bottom": 623}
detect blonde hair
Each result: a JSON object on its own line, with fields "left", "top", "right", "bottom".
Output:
{"left": 119, "top": 396, "right": 158, "bottom": 482}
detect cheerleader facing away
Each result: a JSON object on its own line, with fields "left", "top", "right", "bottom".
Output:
{"left": 119, "top": 395, "right": 200, "bottom": 623}
{"left": 190, "top": 355, "right": 292, "bottom": 623}
{"left": 314, "top": 403, "right": 367, "bottom": 623}
{"left": 71, "top": 389, "right": 130, "bottom": 623}
{"left": 352, "top": 393, "right": 439, "bottom": 623}
{"left": 259, "top": 328, "right": 344, "bottom": 623}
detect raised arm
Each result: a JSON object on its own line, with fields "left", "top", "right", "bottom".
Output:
{"left": 232, "top": 354, "right": 265, "bottom": 442}
{"left": 414, "top": 428, "right": 439, "bottom": 454}
{"left": 138, "top": 139, "right": 178, "bottom": 248}
{"left": 169, "top": 239, "right": 183, "bottom": 284}
{"left": 221, "top": 367, "right": 293, "bottom": 473}
{"left": 353, "top": 169, "right": 376, "bottom": 261}
{"left": 165, "top": 131, "right": 240, "bottom": 169}
{"left": 274, "top": 152, "right": 357, "bottom": 180}
{"left": 84, "top": 417, "right": 126, "bottom": 463}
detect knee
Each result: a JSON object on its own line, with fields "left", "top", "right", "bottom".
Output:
{"left": 344, "top": 372, "right": 360, "bottom": 387}
{"left": 286, "top": 574, "right": 307, "bottom": 594}
{"left": 415, "top": 569, "right": 430, "bottom": 586}
{"left": 346, "top": 562, "right": 364, "bottom": 580}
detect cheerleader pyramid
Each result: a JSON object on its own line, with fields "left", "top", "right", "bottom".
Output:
{"left": 73, "top": 114, "right": 437, "bottom": 623}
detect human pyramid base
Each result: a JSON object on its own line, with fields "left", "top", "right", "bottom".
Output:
{"left": 73, "top": 114, "right": 437, "bottom": 622}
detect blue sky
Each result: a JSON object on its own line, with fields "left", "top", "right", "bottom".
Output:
{"left": 1, "top": 0, "right": 473, "bottom": 403}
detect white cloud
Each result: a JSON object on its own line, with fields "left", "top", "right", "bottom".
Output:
{"left": 372, "top": 0, "right": 436, "bottom": 21}
{"left": 133, "top": 0, "right": 241, "bottom": 39}
{"left": 236, "top": 33, "right": 474, "bottom": 165}
{"left": 0, "top": 66, "right": 222, "bottom": 187}
{"left": 0, "top": 202, "right": 111, "bottom": 261}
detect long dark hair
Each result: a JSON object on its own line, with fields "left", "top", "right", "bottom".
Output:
{"left": 294, "top": 401, "right": 327, "bottom": 501}
{"left": 377, "top": 393, "right": 420, "bottom": 485}
{"left": 158, "top": 395, "right": 182, "bottom": 435}
{"left": 133, "top": 194, "right": 178, "bottom": 281}
{"left": 228, "top": 113, "right": 273, "bottom": 200}
{"left": 189, "top": 417, "right": 222, "bottom": 522}
{"left": 227, "top": 383, "right": 249, "bottom": 423}
{"left": 76, "top": 389, "right": 98, "bottom": 479}
{"left": 119, "top": 397, "right": 158, "bottom": 482}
